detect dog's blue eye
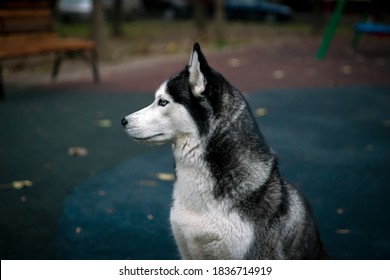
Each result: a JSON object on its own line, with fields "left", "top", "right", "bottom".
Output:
{"left": 158, "top": 99, "right": 169, "bottom": 107}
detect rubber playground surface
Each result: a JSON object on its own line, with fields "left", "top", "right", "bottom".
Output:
{"left": 1, "top": 84, "right": 389, "bottom": 260}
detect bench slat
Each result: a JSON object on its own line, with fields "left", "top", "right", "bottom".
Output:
{"left": 1, "top": 32, "right": 58, "bottom": 43}
{"left": 0, "top": 9, "right": 54, "bottom": 34}
{"left": 0, "top": 38, "right": 95, "bottom": 59}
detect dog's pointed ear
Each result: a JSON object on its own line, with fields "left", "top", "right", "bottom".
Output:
{"left": 188, "top": 43, "right": 207, "bottom": 97}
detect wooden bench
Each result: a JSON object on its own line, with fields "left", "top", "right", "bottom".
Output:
{"left": 0, "top": 7, "right": 99, "bottom": 100}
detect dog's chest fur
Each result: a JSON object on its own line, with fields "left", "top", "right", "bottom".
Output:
{"left": 170, "top": 141, "right": 254, "bottom": 259}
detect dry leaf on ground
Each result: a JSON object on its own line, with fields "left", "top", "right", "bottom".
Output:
{"left": 336, "top": 229, "right": 351, "bottom": 234}
{"left": 139, "top": 180, "right": 158, "bottom": 187}
{"left": 228, "top": 58, "right": 242, "bottom": 68}
{"left": 155, "top": 173, "right": 175, "bottom": 181}
{"left": 147, "top": 214, "right": 154, "bottom": 221}
{"left": 0, "top": 180, "right": 33, "bottom": 190}
{"left": 341, "top": 65, "right": 352, "bottom": 75}
{"left": 96, "top": 119, "right": 112, "bottom": 128}
{"left": 272, "top": 70, "right": 285, "bottom": 80}
{"left": 255, "top": 108, "right": 268, "bottom": 117}
{"left": 68, "top": 147, "right": 88, "bottom": 157}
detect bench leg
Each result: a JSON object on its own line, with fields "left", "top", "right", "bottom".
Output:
{"left": 52, "top": 50, "right": 99, "bottom": 84}
{"left": 351, "top": 31, "right": 362, "bottom": 49}
{"left": 52, "top": 53, "right": 63, "bottom": 81}
{"left": 90, "top": 48, "right": 100, "bottom": 83}
{"left": 351, "top": 13, "right": 370, "bottom": 50}
{"left": 0, "top": 64, "right": 4, "bottom": 101}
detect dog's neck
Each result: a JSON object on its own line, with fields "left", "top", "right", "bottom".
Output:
{"left": 172, "top": 136, "right": 203, "bottom": 167}
{"left": 171, "top": 135, "right": 216, "bottom": 206}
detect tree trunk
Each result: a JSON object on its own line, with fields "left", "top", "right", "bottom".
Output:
{"left": 192, "top": 0, "right": 207, "bottom": 41}
{"left": 112, "top": 0, "right": 123, "bottom": 37}
{"left": 214, "top": 0, "right": 225, "bottom": 46}
{"left": 91, "top": 0, "right": 107, "bottom": 58}
{"left": 311, "top": 0, "right": 325, "bottom": 35}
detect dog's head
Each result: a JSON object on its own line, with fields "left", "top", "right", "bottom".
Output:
{"left": 121, "top": 43, "right": 218, "bottom": 145}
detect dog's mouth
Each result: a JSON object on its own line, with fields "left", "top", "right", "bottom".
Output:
{"left": 132, "top": 133, "right": 165, "bottom": 142}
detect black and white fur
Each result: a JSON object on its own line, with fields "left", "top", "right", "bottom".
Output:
{"left": 121, "top": 43, "right": 328, "bottom": 259}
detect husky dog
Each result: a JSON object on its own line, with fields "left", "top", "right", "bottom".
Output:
{"left": 121, "top": 43, "right": 327, "bottom": 259}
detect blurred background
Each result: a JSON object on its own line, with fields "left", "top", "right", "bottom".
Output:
{"left": 1, "top": 0, "right": 390, "bottom": 260}
{"left": 2, "top": 0, "right": 389, "bottom": 82}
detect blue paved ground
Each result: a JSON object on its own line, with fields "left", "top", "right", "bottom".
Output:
{"left": 1, "top": 86, "right": 389, "bottom": 259}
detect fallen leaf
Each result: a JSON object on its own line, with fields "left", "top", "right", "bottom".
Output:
{"left": 156, "top": 173, "right": 175, "bottom": 181}
{"left": 166, "top": 42, "right": 177, "bottom": 54}
{"left": 228, "top": 58, "right": 241, "bottom": 68}
{"left": 0, "top": 180, "right": 33, "bottom": 190}
{"left": 12, "top": 180, "right": 33, "bottom": 190}
{"left": 75, "top": 227, "right": 82, "bottom": 234}
{"left": 147, "top": 214, "right": 154, "bottom": 221}
{"left": 68, "top": 147, "right": 88, "bottom": 157}
{"left": 96, "top": 119, "right": 112, "bottom": 128}
{"left": 139, "top": 180, "right": 158, "bottom": 187}
{"left": 255, "top": 107, "right": 268, "bottom": 117}
{"left": 341, "top": 65, "right": 352, "bottom": 75}
{"left": 336, "top": 229, "right": 351, "bottom": 235}
{"left": 272, "top": 70, "right": 285, "bottom": 80}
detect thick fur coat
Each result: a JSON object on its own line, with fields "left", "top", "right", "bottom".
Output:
{"left": 122, "top": 43, "right": 328, "bottom": 259}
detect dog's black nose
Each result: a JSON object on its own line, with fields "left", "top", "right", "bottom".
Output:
{"left": 121, "top": 118, "right": 128, "bottom": 126}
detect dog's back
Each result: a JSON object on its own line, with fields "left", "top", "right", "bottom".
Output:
{"left": 238, "top": 167, "right": 328, "bottom": 259}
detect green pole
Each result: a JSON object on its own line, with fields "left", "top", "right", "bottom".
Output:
{"left": 316, "top": 0, "right": 347, "bottom": 60}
